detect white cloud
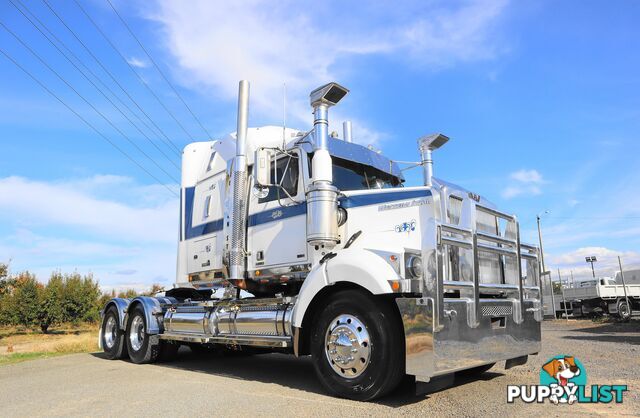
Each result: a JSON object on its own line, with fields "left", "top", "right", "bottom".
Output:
{"left": 502, "top": 168, "right": 544, "bottom": 198}
{"left": 127, "top": 56, "right": 149, "bottom": 68}
{"left": 0, "top": 175, "right": 178, "bottom": 291}
{"left": 510, "top": 169, "right": 543, "bottom": 184}
{"left": 547, "top": 246, "right": 640, "bottom": 282}
{"left": 0, "top": 176, "right": 177, "bottom": 243}
{"left": 147, "top": 0, "right": 509, "bottom": 135}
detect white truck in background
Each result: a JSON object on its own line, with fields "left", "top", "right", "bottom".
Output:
{"left": 563, "top": 276, "right": 639, "bottom": 320}
{"left": 98, "top": 81, "right": 542, "bottom": 400}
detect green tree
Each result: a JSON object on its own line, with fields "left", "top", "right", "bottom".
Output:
{"left": 81, "top": 274, "right": 101, "bottom": 323}
{"left": 61, "top": 273, "right": 101, "bottom": 324}
{"left": 117, "top": 289, "right": 139, "bottom": 299}
{"left": 144, "top": 284, "right": 164, "bottom": 296}
{"left": 0, "top": 263, "right": 17, "bottom": 325}
{"left": 38, "top": 273, "right": 65, "bottom": 333}
{"left": 13, "top": 272, "right": 41, "bottom": 327}
{"left": 97, "top": 293, "right": 112, "bottom": 313}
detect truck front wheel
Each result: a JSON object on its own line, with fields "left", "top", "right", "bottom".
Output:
{"left": 125, "top": 305, "right": 160, "bottom": 364}
{"left": 310, "top": 289, "right": 404, "bottom": 401}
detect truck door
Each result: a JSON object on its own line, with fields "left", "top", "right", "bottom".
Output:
{"left": 247, "top": 150, "right": 307, "bottom": 271}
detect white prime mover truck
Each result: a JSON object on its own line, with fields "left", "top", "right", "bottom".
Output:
{"left": 99, "top": 81, "right": 543, "bottom": 400}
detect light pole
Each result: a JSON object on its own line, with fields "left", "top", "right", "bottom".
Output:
{"left": 537, "top": 211, "right": 555, "bottom": 318}
{"left": 585, "top": 256, "right": 597, "bottom": 278}
{"left": 618, "top": 256, "right": 631, "bottom": 319}
{"left": 558, "top": 269, "right": 569, "bottom": 321}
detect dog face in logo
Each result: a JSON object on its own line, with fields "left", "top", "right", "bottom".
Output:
{"left": 542, "top": 356, "right": 581, "bottom": 404}
{"left": 543, "top": 356, "right": 580, "bottom": 386}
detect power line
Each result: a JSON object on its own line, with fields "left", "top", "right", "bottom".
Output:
{"left": 66, "top": 0, "right": 198, "bottom": 143}
{"left": 12, "top": 0, "right": 180, "bottom": 161}
{"left": 42, "top": 0, "right": 183, "bottom": 155}
{"left": 0, "top": 20, "right": 180, "bottom": 184}
{"left": 0, "top": 47, "right": 178, "bottom": 197}
{"left": 9, "top": 0, "right": 181, "bottom": 171}
{"left": 546, "top": 216, "right": 640, "bottom": 220}
{"left": 105, "top": 0, "right": 213, "bottom": 140}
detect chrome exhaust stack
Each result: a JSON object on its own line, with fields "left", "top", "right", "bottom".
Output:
{"left": 418, "top": 133, "right": 449, "bottom": 187}
{"left": 229, "top": 80, "right": 250, "bottom": 283}
{"left": 343, "top": 120, "right": 353, "bottom": 142}
{"left": 306, "top": 82, "right": 349, "bottom": 248}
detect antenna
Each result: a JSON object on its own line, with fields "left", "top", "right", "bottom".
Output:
{"left": 282, "top": 82, "right": 286, "bottom": 149}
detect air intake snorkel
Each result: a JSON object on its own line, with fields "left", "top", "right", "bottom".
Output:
{"left": 418, "top": 133, "right": 449, "bottom": 187}
{"left": 306, "top": 82, "right": 349, "bottom": 249}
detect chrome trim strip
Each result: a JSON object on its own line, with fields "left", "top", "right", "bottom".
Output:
{"left": 160, "top": 332, "right": 291, "bottom": 348}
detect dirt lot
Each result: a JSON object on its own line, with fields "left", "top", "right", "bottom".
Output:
{"left": 0, "top": 319, "right": 637, "bottom": 417}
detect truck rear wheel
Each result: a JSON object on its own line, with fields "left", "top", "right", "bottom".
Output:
{"left": 101, "top": 306, "right": 127, "bottom": 360}
{"left": 125, "top": 305, "right": 160, "bottom": 364}
{"left": 310, "top": 289, "right": 404, "bottom": 401}
{"left": 617, "top": 299, "right": 631, "bottom": 322}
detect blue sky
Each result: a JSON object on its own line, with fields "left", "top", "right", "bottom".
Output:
{"left": 1, "top": 0, "right": 639, "bottom": 291}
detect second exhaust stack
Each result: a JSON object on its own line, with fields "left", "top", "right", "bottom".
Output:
{"left": 229, "top": 80, "right": 250, "bottom": 283}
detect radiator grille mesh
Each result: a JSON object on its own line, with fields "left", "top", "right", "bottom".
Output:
{"left": 482, "top": 305, "right": 512, "bottom": 317}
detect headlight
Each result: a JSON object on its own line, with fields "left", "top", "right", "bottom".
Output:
{"left": 406, "top": 255, "right": 423, "bottom": 278}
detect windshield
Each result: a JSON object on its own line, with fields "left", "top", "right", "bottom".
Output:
{"left": 331, "top": 156, "right": 402, "bottom": 191}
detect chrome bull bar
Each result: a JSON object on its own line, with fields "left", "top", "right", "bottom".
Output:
{"left": 435, "top": 204, "right": 542, "bottom": 331}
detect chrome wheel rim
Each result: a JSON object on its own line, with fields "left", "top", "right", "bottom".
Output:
{"left": 324, "top": 314, "right": 371, "bottom": 379}
{"left": 104, "top": 316, "right": 117, "bottom": 349}
{"left": 129, "top": 315, "right": 145, "bottom": 352}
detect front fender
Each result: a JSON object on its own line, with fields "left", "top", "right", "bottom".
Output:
{"left": 291, "top": 248, "right": 397, "bottom": 327}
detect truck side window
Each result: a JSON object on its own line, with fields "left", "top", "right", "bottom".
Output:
{"left": 258, "top": 155, "right": 299, "bottom": 203}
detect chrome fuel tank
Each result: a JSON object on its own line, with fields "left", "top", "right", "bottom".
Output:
{"left": 164, "top": 306, "right": 208, "bottom": 334}
{"left": 163, "top": 300, "right": 293, "bottom": 339}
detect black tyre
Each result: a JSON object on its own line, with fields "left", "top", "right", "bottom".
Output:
{"left": 310, "top": 289, "right": 405, "bottom": 401}
{"left": 456, "top": 363, "right": 495, "bottom": 378}
{"left": 101, "top": 306, "right": 128, "bottom": 360}
{"left": 125, "top": 305, "right": 160, "bottom": 364}
{"left": 617, "top": 299, "right": 631, "bottom": 322}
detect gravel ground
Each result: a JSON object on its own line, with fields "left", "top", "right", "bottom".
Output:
{"left": 0, "top": 319, "right": 637, "bottom": 417}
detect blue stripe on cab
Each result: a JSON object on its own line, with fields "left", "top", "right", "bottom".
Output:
{"left": 182, "top": 187, "right": 431, "bottom": 241}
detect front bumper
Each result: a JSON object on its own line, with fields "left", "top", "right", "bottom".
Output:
{"left": 397, "top": 297, "right": 541, "bottom": 381}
